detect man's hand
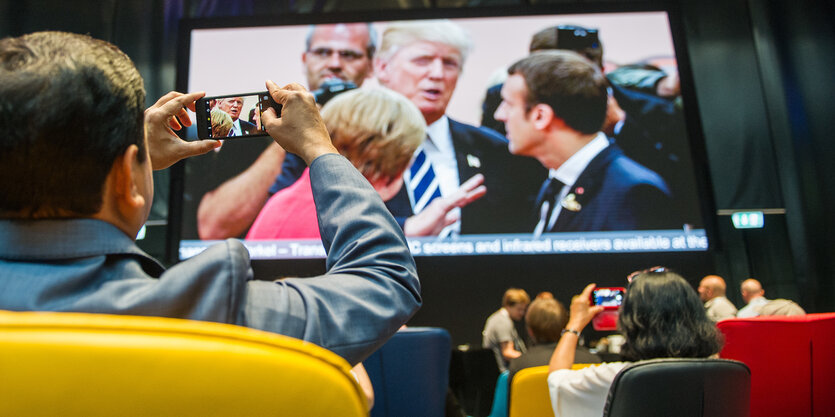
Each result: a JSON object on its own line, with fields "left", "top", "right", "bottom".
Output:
{"left": 403, "top": 174, "right": 486, "bottom": 236}
{"left": 144, "top": 91, "right": 220, "bottom": 170}
{"left": 260, "top": 80, "right": 337, "bottom": 165}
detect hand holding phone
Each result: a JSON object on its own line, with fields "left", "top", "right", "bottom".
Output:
{"left": 260, "top": 81, "right": 336, "bottom": 165}
{"left": 590, "top": 287, "right": 625, "bottom": 331}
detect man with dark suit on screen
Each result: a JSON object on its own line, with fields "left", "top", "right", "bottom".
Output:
{"left": 374, "top": 20, "right": 545, "bottom": 236}
{"left": 215, "top": 96, "right": 257, "bottom": 136}
{"left": 494, "top": 51, "right": 680, "bottom": 234}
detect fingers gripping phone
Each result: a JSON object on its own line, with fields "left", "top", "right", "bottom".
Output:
{"left": 590, "top": 287, "right": 625, "bottom": 331}
{"left": 195, "top": 92, "right": 281, "bottom": 139}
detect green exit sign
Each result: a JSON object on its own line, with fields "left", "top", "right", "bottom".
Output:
{"left": 731, "top": 211, "right": 764, "bottom": 229}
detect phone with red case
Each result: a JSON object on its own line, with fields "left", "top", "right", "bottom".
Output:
{"left": 590, "top": 287, "right": 625, "bottom": 331}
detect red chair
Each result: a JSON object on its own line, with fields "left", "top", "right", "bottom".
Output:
{"left": 717, "top": 313, "right": 835, "bottom": 417}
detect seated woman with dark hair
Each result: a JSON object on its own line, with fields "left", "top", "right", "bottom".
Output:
{"left": 548, "top": 269, "right": 722, "bottom": 417}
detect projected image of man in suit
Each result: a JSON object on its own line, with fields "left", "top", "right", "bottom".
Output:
{"left": 374, "top": 20, "right": 545, "bottom": 236}
{"left": 494, "top": 51, "right": 681, "bottom": 234}
{"left": 215, "top": 96, "right": 257, "bottom": 136}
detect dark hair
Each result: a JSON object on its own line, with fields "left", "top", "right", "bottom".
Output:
{"left": 618, "top": 270, "right": 723, "bottom": 361}
{"left": 0, "top": 31, "right": 146, "bottom": 218}
{"left": 525, "top": 298, "right": 568, "bottom": 344}
{"left": 507, "top": 50, "right": 608, "bottom": 134}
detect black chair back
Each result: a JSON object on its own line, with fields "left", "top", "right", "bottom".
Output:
{"left": 602, "top": 358, "right": 750, "bottom": 417}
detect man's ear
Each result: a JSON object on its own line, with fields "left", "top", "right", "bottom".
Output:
{"left": 373, "top": 57, "right": 389, "bottom": 84}
{"left": 112, "top": 145, "right": 146, "bottom": 212}
{"left": 530, "top": 103, "right": 555, "bottom": 130}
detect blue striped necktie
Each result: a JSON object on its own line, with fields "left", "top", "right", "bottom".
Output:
{"left": 406, "top": 145, "right": 442, "bottom": 214}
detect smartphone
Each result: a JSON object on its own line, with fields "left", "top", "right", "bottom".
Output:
{"left": 590, "top": 286, "right": 625, "bottom": 331}
{"left": 591, "top": 287, "right": 626, "bottom": 310}
{"left": 195, "top": 92, "right": 281, "bottom": 139}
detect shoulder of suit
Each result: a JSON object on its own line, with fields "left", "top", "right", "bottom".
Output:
{"left": 448, "top": 117, "right": 509, "bottom": 146}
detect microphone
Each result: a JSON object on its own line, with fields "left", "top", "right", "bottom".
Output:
{"left": 312, "top": 79, "right": 358, "bottom": 105}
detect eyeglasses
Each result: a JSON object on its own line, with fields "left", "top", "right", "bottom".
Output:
{"left": 626, "top": 266, "right": 669, "bottom": 283}
{"left": 307, "top": 47, "right": 366, "bottom": 62}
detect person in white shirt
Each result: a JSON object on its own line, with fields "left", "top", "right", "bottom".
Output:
{"left": 547, "top": 268, "right": 722, "bottom": 417}
{"left": 698, "top": 274, "right": 738, "bottom": 321}
{"left": 737, "top": 278, "right": 769, "bottom": 318}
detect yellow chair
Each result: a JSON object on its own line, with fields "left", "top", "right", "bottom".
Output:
{"left": 509, "top": 364, "right": 595, "bottom": 417}
{"left": 0, "top": 310, "right": 367, "bottom": 417}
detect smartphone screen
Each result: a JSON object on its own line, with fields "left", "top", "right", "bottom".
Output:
{"left": 195, "top": 92, "right": 279, "bottom": 139}
{"left": 592, "top": 287, "right": 625, "bottom": 307}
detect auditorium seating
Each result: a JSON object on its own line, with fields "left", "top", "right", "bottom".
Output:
{"left": 508, "top": 365, "right": 552, "bottom": 417}
{"left": 507, "top": 363, "right": 594, "bottom": 417}
{"left": 363, "top": 327, "right": 452, "bottom": 417}
{"left": 602, "top": 358, "right": 750, "bottom": 417}
{"left": 0, "top": 310, "right": 367, "bottom": 416}
{"left": 717, "top": 312, "right": 835, "bottom": 417}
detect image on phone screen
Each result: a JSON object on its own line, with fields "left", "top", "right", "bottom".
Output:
{"left": 593, "top": 288, "right": 625, "bottom": 307}
{"left": 195, "top": 92, "right": 278, "bottom": 139}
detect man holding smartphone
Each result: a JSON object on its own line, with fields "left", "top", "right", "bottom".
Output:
{"left": 0, "top": 31, "right": 420, "bottom": 366}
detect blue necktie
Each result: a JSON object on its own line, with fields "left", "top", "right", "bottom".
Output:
{"left": 533, "top": 177, "right": 564, "bottom": 236}
{"left": 406, "top": 146, "right": 442, "bottom": 214}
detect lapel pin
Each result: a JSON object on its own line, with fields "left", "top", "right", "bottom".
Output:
{"left": 466, "top": 154, "right": 481, "bottom": 168}
{"left": 561, "top": 193, "right": 582, "bottom": 212}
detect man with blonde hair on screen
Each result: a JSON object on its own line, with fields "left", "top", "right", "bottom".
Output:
{"left": 375, "top": 20, "right": 545, "bottom": 236}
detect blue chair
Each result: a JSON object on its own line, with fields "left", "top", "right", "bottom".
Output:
{"left": 487, "top": 370, "right": 510, "bottom": 417}
{"left": 364, "top": 327, "right": 452, "bottom": 417}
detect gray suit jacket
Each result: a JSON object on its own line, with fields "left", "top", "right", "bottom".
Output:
{"left": 0, "top": 154, "right": 420, "bottom": 365}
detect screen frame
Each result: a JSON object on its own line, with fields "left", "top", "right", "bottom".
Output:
{"left": 166, "top": 2, "right": 719, "bottom": 266}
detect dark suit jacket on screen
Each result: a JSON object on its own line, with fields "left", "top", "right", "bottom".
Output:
{"left": 543, "top": 143, "right": 680, "bottom": 232}
{"left": 236, "top": 119, "right": 257, "bottom": 136}
{"left": 386, "top": 118, "right": 546, "bottom": 235}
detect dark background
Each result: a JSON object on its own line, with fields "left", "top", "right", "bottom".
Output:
{"left": 3, "top": 0, "right": 833, "bottom": 347}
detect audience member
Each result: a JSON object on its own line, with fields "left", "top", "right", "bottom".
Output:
{"left": 547, "top": 269, "right": 722, "bottom": 417}
{"left": 0, "top": 31, "right": 420, "bottom": 366}
{"left": 737, "top": 278, "right": 769, "bottom": 318}
{"left": 374, "top": 20, "right": 546, "bottom": 236}
{"left": 482, "top": 288, "right": 530, "bottom": 372}
{"left": 494, "top": 51, "right": 679, "bottom": 234}
{"left": 698, "top": 275, "right": 738, "bottom": 321}
{"left": 188, "top": 23, "right": 377, "bottom": 240}
{"left": 737, "top": 278, "right": 806, "bottom": 317}
{"left": 508, "top": 298, "right": 600, "bottom": 382}
{"left": 535, "top": 291, "right": 555, "bottom": 300}
{"left": 758, "top": 298, "right": 806, "bottom": 316}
